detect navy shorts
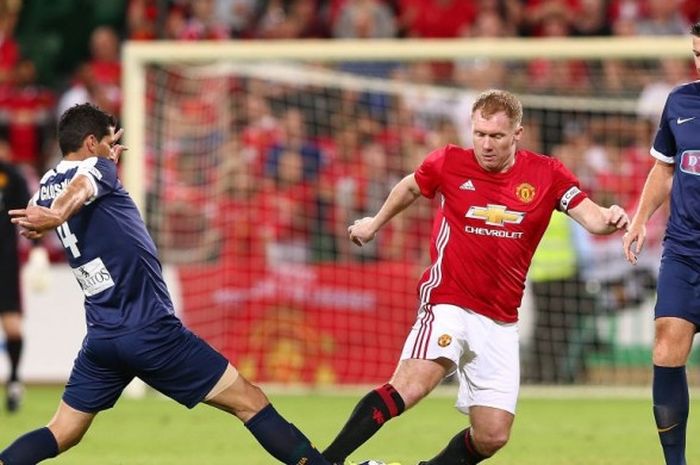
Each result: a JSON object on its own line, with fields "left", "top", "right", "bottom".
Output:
{"left": 655, "top": 251, "right": 700, "bottom": 328}
{"left": 63, "top": 316, "right": 229, "bottom": 413}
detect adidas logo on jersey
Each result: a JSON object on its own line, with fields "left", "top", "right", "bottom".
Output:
{"left": 459, "top": 179, "right": 475, "bottom": 191}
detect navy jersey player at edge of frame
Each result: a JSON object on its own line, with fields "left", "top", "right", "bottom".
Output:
{"left": 651, "top": 81, "right": 700, "bottom": 258}
{"left": 33, "top": 156, "right": 174, "bottom": 338}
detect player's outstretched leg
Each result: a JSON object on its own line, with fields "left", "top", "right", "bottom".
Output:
{"left": 322, "top": 383, "right": 405, "bottom": 464}
{"left": 323, "top": 359, "right": 448, "bottom": 465}
{"left": 205, "top": 365, "right": 331, "bottom": 465}
{"left": 0, "top": 400, "right": 94, "bottom": 465}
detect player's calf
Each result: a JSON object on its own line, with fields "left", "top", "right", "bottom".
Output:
{"left": 0, "top": 427, "right": 59, "bottom": 465}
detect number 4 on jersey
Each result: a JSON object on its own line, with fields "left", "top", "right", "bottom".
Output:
{"left": 57, "top": 222, "right": 81, "bottom": 258}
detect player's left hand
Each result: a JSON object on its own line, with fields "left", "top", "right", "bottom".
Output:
{"left": 604, "top": 204, "right": 629, "bottom": 230}
{"left": 9, "top": 206, "right": 63, "bottom": 234}
{"left": 108, "top": 128, "right": 127, "bottom": 163}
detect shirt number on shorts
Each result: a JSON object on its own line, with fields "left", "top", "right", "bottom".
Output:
{"left": 57, "top": 223, "right": 81, "bottom": 258}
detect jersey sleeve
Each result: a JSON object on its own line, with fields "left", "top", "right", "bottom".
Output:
{"left": 414, "top": 146, "right": 446, "bottom": 199}
{"left": 76, "top": 157, "right": 119, "bottom": 204}
{"left": 650, "top": 95, "right": 676, "bottom": 164}
{"left": 551, "top": 158, "right": 588, "bottom": 212}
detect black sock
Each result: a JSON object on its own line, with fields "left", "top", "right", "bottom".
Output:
{"left": 421, "top": 427, "right": 487, "bottom": 465}
{"left": 245, "top": 404, "right": 329, "bottom": 465}
{"left": 653, "top": 365, "right": 688, "bottom": 465}
{"left": 6, "top": 338, "right": 23, "bottom": 382}
{"left": 0, "top": 427, "right": 59, "bottom": 465}
{"left": 323, "top": 383, "right": 405, "bottom": 464}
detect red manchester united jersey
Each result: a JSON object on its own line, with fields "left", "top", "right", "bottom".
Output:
{"left": 414, "top": 145, "right": 587, "bottom": 323}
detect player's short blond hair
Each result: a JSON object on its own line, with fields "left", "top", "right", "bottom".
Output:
{"left": 472, "top": 89, "right": 523, "bottom": 128}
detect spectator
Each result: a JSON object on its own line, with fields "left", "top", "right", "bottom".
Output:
{"left": 0, "top": 2, "right": 19, "bottom": 91}
{"left": 0, "top": 59, "right": 55, "bottom": 172}
{"left": 265, "top": 108, "right": 323, "bottom": 182}
{"left": 127, "top": 0, "right": 158, "bottom": 40}
{"left": 260, "top": 149, "right": 315, "bottom": 265}
{"left": 88, "top": 26, "right": 122, "bottom": 116}
{"left": 637, "top": 58, "right": 692, "bottom": 124}
{"left": 56, "top": 63, "right": 108, "bottom": 121}
{"left": 398, "top": 0, "right": 476, "bottom": 38}
{"left": 333, "top": 0, "right": 397, "bottom": 38}
{"left": 180, "top": 0, "right": 231, "bottom": 40}
{"left": 215, "top": 0, "right": 257, "bottom": 37}
{"left": 637, "top": 0, "right": 689, "bottom": 35}
{"left": 573, "top": 0, "right": 612, "bottom": 36}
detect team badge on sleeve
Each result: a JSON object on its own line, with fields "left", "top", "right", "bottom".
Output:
{"left": 515, "top": 183, "right": 535, "bottom": 203}
{"left": 438, "top": 334, "right": 453, "bottom": 347}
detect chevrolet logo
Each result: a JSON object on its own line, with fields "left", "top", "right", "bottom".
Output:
{"left": 465, "top": 204, "right": 524, "bottom": 226}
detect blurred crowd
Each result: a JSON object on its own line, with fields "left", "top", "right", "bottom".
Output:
{"left": 0, "top": 0, "right": 691, "bottom": 266}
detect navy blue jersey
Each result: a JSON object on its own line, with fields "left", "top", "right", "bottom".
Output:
{"left": 34, "top": 157, "right": 174, "bottom": 337}
{"left": 651, "top": 81, "right": 700, "bottom": 257}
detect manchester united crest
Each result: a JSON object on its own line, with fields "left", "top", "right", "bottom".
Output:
{"left": 437, "top": 334, "right": 452, "bottom": 347}
{"left": 515, "top": 182, "right": 535, "bottom": 203}
{"left": 0, "top": 172, "right": 7, "bottom": 189}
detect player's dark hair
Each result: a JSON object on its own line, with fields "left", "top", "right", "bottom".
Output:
{"left": 472, "top": 89, "right": 523, "bottom": 128}
{"left": 58, "top": 103, "right": 117, "bottom": 156}
{"left": 692, "top": 22, "right": 700, "bottom": 37}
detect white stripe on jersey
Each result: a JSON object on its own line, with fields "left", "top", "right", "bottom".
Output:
{"left": 419, "top": 216, "right": 451, "bottom": 305}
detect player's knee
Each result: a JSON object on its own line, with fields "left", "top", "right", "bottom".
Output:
{"left": 471, "top": 429, "right": 509, "bottom": 456}
{"left": 47, "top": 424, "right": 87, "bottom": 452}
{"left": 653, "top": 337, "right": 687, "bottom": 366}
{"left": 244, "top": 382, "right": 270, "bottom": 412}
{"left": 391, "top": 381, "right": 430, "bottom": 408}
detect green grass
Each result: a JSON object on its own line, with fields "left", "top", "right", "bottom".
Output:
{"left": 1, "top": 386, "right": 699, "bottom": 464}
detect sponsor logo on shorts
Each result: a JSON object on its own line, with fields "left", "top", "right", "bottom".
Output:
{"left": 437, "top": 334, "right": 452, "bottom": 347}
{"left": 71, "top": 257, "right": 115, "bottom": 297}
{"left": 295, "top": 458, "right": 308, "bottom": 465}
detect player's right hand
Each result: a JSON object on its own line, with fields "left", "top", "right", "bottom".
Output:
{"left": 622, "top": 223, "right": 646, "bottom": 265}
{"left": 348, "top": 217, "right": 377, "bottom": 247}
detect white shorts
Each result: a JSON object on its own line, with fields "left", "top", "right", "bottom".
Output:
{"left": 400, "top": 303, "right": 520, "bottom": 415}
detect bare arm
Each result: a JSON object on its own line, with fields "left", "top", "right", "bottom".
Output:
{"left": 348, "top": 173, "right": 422, "bottom": 246}
{"left": 567, "top": 197, "right": 629, "bottom": 235}
{"left": 622, "top": 159, "right": 674, "bottom": 264}
{"left": 9, "top": 175, "right": 95, "bottom": 238}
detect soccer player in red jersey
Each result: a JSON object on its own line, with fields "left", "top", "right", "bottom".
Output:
{"left": 323, "top": 89, "right": 629, "bottom": 465}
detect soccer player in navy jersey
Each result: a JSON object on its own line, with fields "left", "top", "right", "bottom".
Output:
{"left": 2, "top": 103, "right": 330, "bottom": 465}
{"left": 623, "top": 22, "right": 700, "bottom": 465}
{"left": 323, "top": 90, "right": 629, "bottom": 465}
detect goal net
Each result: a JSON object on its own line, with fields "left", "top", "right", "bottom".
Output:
{"left": 123, "top": 37, "right": 696, "bottom": 386}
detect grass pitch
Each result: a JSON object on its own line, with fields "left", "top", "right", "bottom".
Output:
{"left": 1, "top": 386, "right": 698, "bottom": 464}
